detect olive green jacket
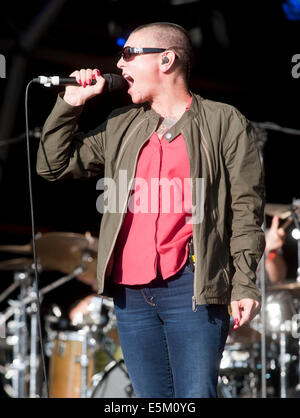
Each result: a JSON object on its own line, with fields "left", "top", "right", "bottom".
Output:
{"left": 36, "top": 92, "right": 265, "bottom": 308}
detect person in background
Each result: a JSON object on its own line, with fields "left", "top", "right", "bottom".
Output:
{"left": 265, "top": 215, "right": 287, "bottom": 284}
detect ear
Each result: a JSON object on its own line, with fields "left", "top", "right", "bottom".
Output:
{"left": 160, "top": 50, "right": 176, "bottom": 72}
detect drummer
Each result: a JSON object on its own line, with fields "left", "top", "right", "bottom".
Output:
{"left": 264, "top": 215, "right": 287, "bottom": 284}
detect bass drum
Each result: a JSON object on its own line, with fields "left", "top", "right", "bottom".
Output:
{"left": 89, "top": 359, "right": 135, "bottom": 398}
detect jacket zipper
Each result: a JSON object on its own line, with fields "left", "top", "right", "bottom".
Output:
{"left": 101, "top": 126, "right": 157, "bottom": 290}
{"left": 199, "top": 123, "right": 230, "bottom": 287}
{"left": 190, "top": 118, "right": 230, "bottom": 310}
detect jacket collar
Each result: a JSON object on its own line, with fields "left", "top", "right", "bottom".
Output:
{"left": 141, "top": 92, "right": 202, "bottom": 142}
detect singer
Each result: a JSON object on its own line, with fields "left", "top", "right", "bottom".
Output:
{"left": 36, "top": 22, "right": 265, "bottom": 398}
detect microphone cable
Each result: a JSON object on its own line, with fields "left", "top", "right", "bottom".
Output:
{"left": 24, "top": 80, "right": 49, "bottom": 398}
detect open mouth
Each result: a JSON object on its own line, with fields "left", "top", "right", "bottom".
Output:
{"left": 123, "top": 74, "right": 134, "bottom": 87}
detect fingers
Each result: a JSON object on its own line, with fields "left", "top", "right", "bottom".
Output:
{"left": 231, "top": 298, "right": 260, "bottom": 329}
{"left": 277, "top": 227, "right": 286, "bottom": 239}
{"left": 238, "top": 302, "right": 252, "bottom": 327}
{"left": 270, "top": 216, "right": 280, "bottom": 231}
{"left": 64, "top": 68, "right": 105, "bottom": 105}
{"left": 230, "top": 300, "right": 240, "bottom": 329}
{"left": 230, "top": 299, "right": 261, "bottom": 329}
{"left": 271, "top": 216, "right": 286, "bottom": 241}
{"left": 69, "top": 68, "right": 103, "bottom": 88}
{"left": 78, "top": 68, "right": 94, "bottom": 87}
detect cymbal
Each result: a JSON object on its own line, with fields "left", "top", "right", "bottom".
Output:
{"left": 0, "top": 232, "right": 98, "bottom": 277}
{"left": 268, "top": 281, "right": 300, "bottom": 297}
{"left": 265, "top": 201, "right": 300, "bottom": 220}
{"left": 0, "top": 244, "right": 32, "bottom": 254}
{"left": 34, "top": 232, "right": 98, "bottom": 277}
{"left": 0, "top": 258, "right": 34, "bottom": 271}
{"left": 265, "top": 203, "right": 291, "bottom": 219}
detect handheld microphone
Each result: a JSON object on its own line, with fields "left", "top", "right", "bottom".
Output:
{"left": 32, "top": 73, "right": 127, "bottom": 92}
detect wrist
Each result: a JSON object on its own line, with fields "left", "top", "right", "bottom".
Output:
{"left": 266, "top": 249, "right": 278, "bottom": 261}
{"left": 63, "top": 94, "right": 86, "bottom": 106}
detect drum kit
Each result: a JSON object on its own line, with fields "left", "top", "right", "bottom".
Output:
{"left": 218, "top": 200, "right": 300, "bottom": 398}
{"left": 0, "top": 201, "right": 299, "bottom": 398}
{"left": 0, "top": 231, "right": 134, "bottom": 398}
{"left": 219, "top": 289, "right": 300, "bottom": 398}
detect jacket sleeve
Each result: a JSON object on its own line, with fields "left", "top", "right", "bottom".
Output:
{"left": 223, "top": 108, "right": 265, "bottom": 302}
{"left": 36, "top": 94, "right": 106, "bottom": 181}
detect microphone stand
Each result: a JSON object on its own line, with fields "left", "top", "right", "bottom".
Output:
{"left": 251, "top": 122, "right": 268, "bottom": 398}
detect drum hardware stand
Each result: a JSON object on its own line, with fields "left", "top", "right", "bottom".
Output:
{"left": 252, "top": 122, "right": 269, "bottom": 398}
{"left": 76, "top": 326, "right": 93, "bottom": 399}
{"left": 27, "top": 289, "right": 39, "bottom": 398}
{"left": 77, "top": 298, "right": 105, "bottom": 398}
{"left": 290, "top": 201, "right": 300, "bottom": 394}
{"left": 290, "top": 200, "right": 300, "bottom": 283}
{"left": 1, "top": 265, "right": 86, "bottom": 397}
{"left": 5, "top": 268, "right": 44, "bottom": 398}
{"left": 6, "top": 271, "right": 31, "bottom": 398}
{"left": 1, "top": 267, "right": 85, "bottom": 326}
{"left": 217, "top": 376, "right": 233, "bottom": 398}
{"left": 0, "top": 281, "right": 20, "bottom": 304}
{"left": 278, "top": 320, "right": 294, "bottom": 398}
{"left": 279, "top": 323, "right": 288, "bottom": 398}
{"left": 260, "top": 222, "right": 268, "bottom": 398}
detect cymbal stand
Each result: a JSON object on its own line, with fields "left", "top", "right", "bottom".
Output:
{"left": 28, "top": 287, "right": 39, "bottom": 398}
{"left": 38, "top": 266, "right": 85, "bottom": 298}
{"left": 290, "top": 200, "right": 300, "bottom": 283}
{"left": 290, "top": 201, "right": 300, "bottom": 393}
{"left": 2, "top": 266, "right": 85, "bottom": 398}
{"left": 252, "top": 122, "right": 268, "bottom": 398}
{"left": 7, "top": 271, "right": 30, "bottom": 398}
{"left": 1, "top": 267, "right": 85, "bottom": 325}
{"left": 260, "top": 247, "right": 267, "bottom": 398}
{"left": 279, "top": 323, "right": 288, "bottom": 398}
{"left": 0, "top": 281, "right": 20, "bottom": 304}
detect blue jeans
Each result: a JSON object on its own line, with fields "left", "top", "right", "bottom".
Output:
{"left": 112, "top": 263, "right": 230, "bottom": 398}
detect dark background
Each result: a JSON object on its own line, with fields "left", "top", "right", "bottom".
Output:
{"left": 0, "top": 0, "right": 299, "bottom": 291}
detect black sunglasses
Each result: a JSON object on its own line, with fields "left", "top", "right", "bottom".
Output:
{"left": 120, "top": 46, "right": 167, "bottom": 61}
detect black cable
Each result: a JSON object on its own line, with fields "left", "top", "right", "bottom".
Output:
{"left": 25, "top": 80, "right": 49, "bottom": 398}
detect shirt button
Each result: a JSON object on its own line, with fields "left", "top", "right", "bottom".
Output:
{"left": 165, "top": 133, "right": 172, "bottom": 140}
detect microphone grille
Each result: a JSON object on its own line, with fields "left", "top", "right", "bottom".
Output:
{"left": 104, "top": 74, "right": 127, "bottom": 92}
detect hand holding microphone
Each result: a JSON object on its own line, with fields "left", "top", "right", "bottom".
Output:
{"left": 63, "top": 68, "right": 108, "bottom": 106}
{"left": 33, "top": 69, "right": 127, "bottom": 106}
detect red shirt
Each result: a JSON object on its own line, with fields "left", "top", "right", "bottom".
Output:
{"left": 111, "top": 104, "right": 193, "bottom": 285}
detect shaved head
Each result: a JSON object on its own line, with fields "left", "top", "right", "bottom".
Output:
{"left": 131, "top": 22, "right": 194, "bottom": 81}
